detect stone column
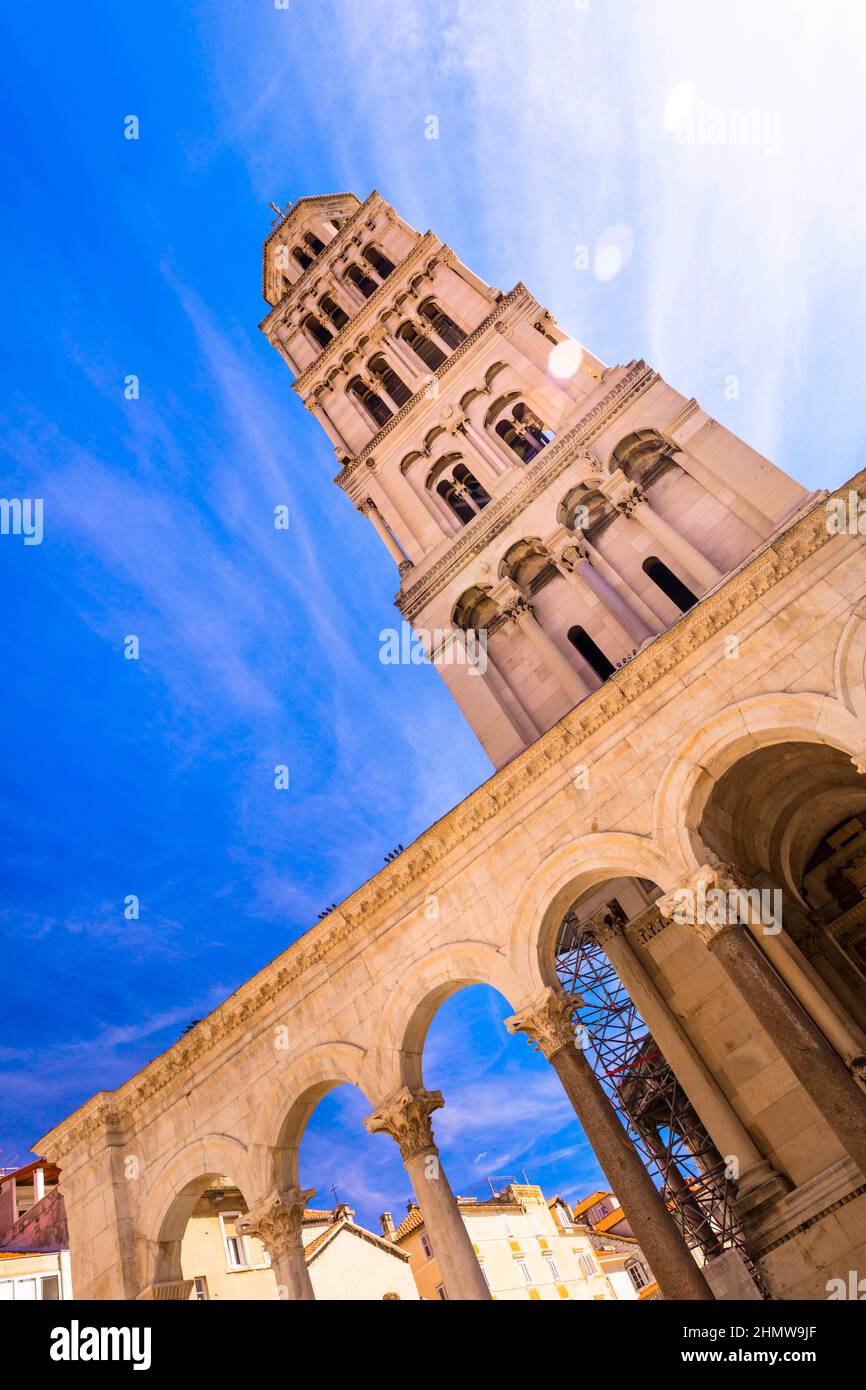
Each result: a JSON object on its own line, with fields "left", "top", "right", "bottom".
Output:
{"left": 237, "top": 1187, "right": 316, "bottom": 1301}
{"left": 365, "top": 1087, "right": 490, "bottom": 1300}
{"left": 457, "top": 418, "right": 510, "bottom": 477}
{"left": 603, "top": 470, "right": 722, "bottom": 591}
{"left": 658, "top": 866, "right": 866, "bottom": 1180}
{"left": 500, "top": 591, "right": 588, "bottom": 705}
{"left": 551, "top": 541, "right": 643, "bottom": 653}
{"left": 358, "top": 497, "right": 408, "bottom": 567}
{"left": 505, "top": 988, "right": 714, "bottom": 1300}
{"left": 309, "top": 392, "right": 353, "bottom": 458}
{"left": 579, "top": 533, "right": 663, "bottom": 634}
{"left": 589, "top": 905, "right": 788, "bottom": 1216}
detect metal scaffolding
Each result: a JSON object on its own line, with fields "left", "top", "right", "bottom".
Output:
{"left": 554, "top": 902, "right": 749, "bottom": 1267}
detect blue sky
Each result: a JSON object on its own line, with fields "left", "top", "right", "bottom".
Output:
{"left": 2, "top": 1, "right": 865, "bottom": 1230}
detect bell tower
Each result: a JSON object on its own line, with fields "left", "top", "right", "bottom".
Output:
{"left": 260, "top": 191, "right": 816, "bottom": 768}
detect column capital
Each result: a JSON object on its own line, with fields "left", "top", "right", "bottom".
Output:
{"left": 504, "top": 987, "right": 582, "bottom": 1061}
{"left": 238, "top": 1186, "right": 316, "bottom": 1260}
{"left": 656, "top": 862, "right": 753, "bottom": 946}
{"left": 553, "top": 540, "right": 592, "bottom": 573}
{"left": 584, "top": 900, "right": 627, "bottom": 948}
{"left": 600, "top": 467, "right": 644, "bottom": 514}
{"left": 364, "top": 1086, "right": 443, "bottom": 1162}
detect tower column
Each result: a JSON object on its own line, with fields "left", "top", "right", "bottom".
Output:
{"left": 549, "top": 540, "right": 642, "bottom": 654}
{"left": 358, "top": 497, "right": 408, "bottom": 567}
{"left": 658, "top": 866, "right": 866, "bottom": 1179}
{"left": 505, "top": 989, "right": 714, "bottom": 1300}
{"left": 499, "top": 591, "right": 588, "bottom": 705}
{"left": 365, "top": 1088, "right": 491, "bottom": 1300}
{"left": 588, "top": 906, "right": 789, "bottom": 1215}
{"left": 458, "top": 418, "right": 510, "bottom": 477}
{"left": 603, "top": 471, "right": 722, "bottom": 591}
{"left": 237, "top": 1187, "right": 316, "bottom": 1300}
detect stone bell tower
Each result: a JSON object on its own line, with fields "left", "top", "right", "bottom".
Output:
{"left": 260, "top": 192, "right": 816, "bottom": 768}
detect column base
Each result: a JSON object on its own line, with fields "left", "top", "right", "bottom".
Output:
{"left": 735, "top": 1161, "right": 792, "bottom": 1222}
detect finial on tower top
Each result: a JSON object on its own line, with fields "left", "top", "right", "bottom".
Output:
{"left": 269, "top": 200, "right": 291, "bottom": 227}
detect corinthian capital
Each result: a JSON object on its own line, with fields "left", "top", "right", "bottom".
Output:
{"left": 554, "top": 541, "right": 592, "bottom": 573}
{"left": 584, "top": 900, "right": 627, "bottom": 947}
{"left": 504, "top": 988, "right": 582, "bottom": 1061}
{"left": 237, "top": 1186, "right": 316, "bottom": 1259}
{"left": 364, "top": 1087, "right": 443, "bottom": 1162}
{"left": 602, "top": 468, "right": 646, "bottom": 516}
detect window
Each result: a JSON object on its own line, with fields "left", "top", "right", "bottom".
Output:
{"left": 642, "top": 556, "right": 698, "bottom": 612}
{"left": 363, "top": 244, "right": 396, "bottom": 278}
{"left": 369, "top": 354, "right": 412, "bottom": 407}
{"left": 301, "top": 314, "right": 333, "bottom": 351}
{"left": 436, "top": 1283, "right": 449, "bottom": 1300}
{"left": 567, "top": 625, "right": 616, "bottom": 681}
{"left": 193, "top": 1276, "right": 209, "bottom": 1301}
{"left": 419, "top": 300, "right": 466, "bottom": 350}
{"left": 0, "top": 1272, "right": 61, "bottom": 1300}
{"left": 292, "top": 246, "right": 313, "bottom": 271}
{"left": 494, "top": 403, "right": 554, "bottom": 464}
{"left": 349, "top": 378, "right": 393, "bottom": 428}
{"left": 420, "top": 1232, "right": 433, "bottom": 1260}
{"left": 578, "top": 1252, "right": 598, "bottom": 1278}
{"left": 319, "top": 294, "right": 349, "bottom": 330}
{"left": 500, "top": 1215, "right": 514, "bottom": 1239}
{"left": 544, "top": 1255, "right": 561, "bottom": 1281}
{"left": 398, "top": 322, "right": 447, "bottom": 371}
{"left": 345, "top": 263, "right": 378, "bottom": 299}
{"left": 516, "top": 1259, "right": 532, "bottom": 1284}
{"left": 304, "top": 232, "right": 326, "bottom": 256}
{"left": 219, "top": 1211, "right": 270, "bottom": 1271}
{"left": 627, "top": 1260, "right": 650, "bottom": 1291}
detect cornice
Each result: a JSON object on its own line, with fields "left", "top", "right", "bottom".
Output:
{"left": 396, "top": 359, "right": 656, "bottom": 620}
{"left": 334, "top": 284, "right": 533, "bottom": 486}
{"left": 260, "top": 191, "right": 379, "bottom": 320}
{"left": 291, "top": 231, "right": 441, "bottom": 393}
{"left": 36, "top": 473, "right": 856, "bottom": 1160}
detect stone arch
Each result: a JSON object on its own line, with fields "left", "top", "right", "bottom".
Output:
{"left": 508, "top": 832, "right": 677, "bottom": 995}
{"left": 370, "top": 941, "right": 527, "bottom": 1095}
{"left": 253, "top": 1041, "right": 372, "bottom": 1193}
{"left": 137, "top": 1132, "right": 255, "bottom": 1290}
{"left": 834, "top": 600, "right": 866, "bottom": 726}
{"left": 652, "top": 692, "right": 865, "bottom": 879}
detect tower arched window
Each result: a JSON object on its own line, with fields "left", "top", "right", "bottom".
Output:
{"left": 293, "top": 247, "right": 313, "bottom": 271}
{"left": 398, "top": 323, "right": 447, "bottom": 371}
{"left": 419, "top": 300, "right": 466, "bottom": 350}
{"left": 349, "top": 378, "right": 393, "bottom": 428}
{"left": 437, "top": 479, "right": 476, "bottom": 526}
{"left": 452, "top": 463, "right": 491, "bottom": 509}
{"left": 301, "top": 314, "right": 333, "bottom": 351}
{"left": 345, "top": 263, "right": 378, "bottom": 299}
{"left": 319, "top": 294, "right": 350, "bottom": 330}
{"left": 304, "top": 232, "right": 326, "bottom": 256}
{"left": 494, "top": 402, "right": 555, "bottom": 464}
{"left": 567, "top": 627, "right": 616, "bottom": 681}
{"left": 369, "top": 354, "right": 412, "bottom": 408}
{"left": 642, "top": 557, "right": 698, "bottom": 613}
{"left": 363, "top": 244, "right": 396, "bottom": 279}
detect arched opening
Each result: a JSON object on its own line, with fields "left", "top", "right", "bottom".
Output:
{"left": 319, "top": 293, "right": 350, "bottom": 329}
{"left": 437, "top": 477, "right": 476, "bottom": 525}
{"left": 419, "top": 299, "right": 466, "bottom": 350}
{"left": 611, "top": 429, "right": 679, "bottom": 491}
{"left": 302, "top": 314, "right": 333, "bottom": 351}
{"left": 158, "top": 1173, "right": 277, "bottom": 1302}
{"left": 293, "top": 1083, "right": 420, "bottom": 1300}
{"left": 398, "top": 322, "right": 447, "bottom": 371}
{"left": 363, "top": 244, "right": 397, "bottom": 279}
{"left": 369, "top": 354, "right": 412, "bottom": 407}
{"left": 567, "top": 626, "right": 616, "bottom": 681}
{"left": 304, "top": 232, "right": 326, "bottom": 256}
{"left": 345, "top": 263, "right": 378, "bottom": 299}
{"left": 493, "top": 401, "right": 555, "bottom": 464}
{"left": 292, "top": 246, "right": 313, "bottom": 271}
{"left": 452, "top": 462, "right": 490, "bottom": 508}
{"left": 551, "top": 878, "right": 748, "bottom": 1275}
{"left": 642, "top": 556, "right": 698, "bottom": 612}
{"left": 698, "top": 739, "right": 866, "bottom": 1027}
{"left": 349, "top": 377, "right": 392, "bottom": 428}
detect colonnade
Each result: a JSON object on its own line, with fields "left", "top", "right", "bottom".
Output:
{"left": 218, "top": 858, "right": 866, "bottom": 1304}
